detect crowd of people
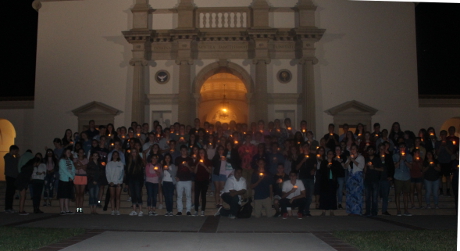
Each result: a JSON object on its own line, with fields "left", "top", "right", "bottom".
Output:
{"left": 3, "top": 118, "right": 459, "bottom": 219}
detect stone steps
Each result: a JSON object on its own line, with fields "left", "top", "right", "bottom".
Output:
{"left": 1, "top": 182, "right": 457, "bottom": 216}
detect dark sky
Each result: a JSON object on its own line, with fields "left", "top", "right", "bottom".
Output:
{"left": 1, "top": 1, "right": 459, "bottom": 98}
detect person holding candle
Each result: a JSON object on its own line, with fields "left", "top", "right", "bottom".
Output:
{"left": 339, "top": 123, "right": 350, "bottom": 143}
{"left": 323, "top": 124, "right": 339, "bottom": 151}
{"left": 212, "top": 145, "right": 228, "bottom": 208}
{"left": 306, "top": 131, "right": 319, "bottom": 153}
{"left": 296, "top": 143, "right": 316, "bottom": 217}
{"left": 411, "top": 137, "right": 426, "bottom": 160}
{"left": 422, "top": 151, "right": 441, "bottom": 209}
{"left": 238, "top": 133, "right": 257, "bottom": 198}
{"left": 392, "top": 143, "right": 413, "bottom": 216}
{"left": 363, "top": 146, "right": 382, "bottom": 217}
{"left": 214, "top": 168, "right": 247, "bottom": 219}
{"left": 194, "top": 149, "right": 212, "bottom": 216}
{"left": 272, "top": 164, "right": 289, "bottom": 217}
{"left": 251, "top": 159, "right": 273, "bottom": 218}
{"left": 106, "top": 151, "right": 124, "bottom": 215}
{"left": 436, "top": 130, "right": 454, "bottom": 196}
{"left": 73, "top": 148, "right": 88, "bottom": 214}
{"left": 280, "top": 171, "right": 307, "bottom": 219}
{"left": 446, "top": 126, "right": 459, "bottom": 153}
{"left": 86, "top": 152, "right": 102, "bottom": 214}
{"left": 314, "top": 147, "right": 326, "bottom": 209}
{"left": 354, "top": 123, "right": 365, "bottom": 142}
{"left": 158, "top": 127, "right": 172, "bottom": 153}
{"left": 61, "top": 129, "right": 74, "bottom": 150}
{"left": 161, "top": 153, "right": 177, "bottom": 216}
{"left": 377, "top": 144, "right": 393, "bottom": 216}
{"left": 425, "top": 127, "right": 437, "bottom": 154}
{"left": 345, "top": 144, "right": 364, "bottom": 216}
{"left": 375, "top": 129, "right": 394, "bottom": 155}
{"left": 371, "top": 123, "right": 382, "bottom": 142}
{"left": 334, "top": 145, "right": 348, "bottom": 209}
{"left": 283, "top": 118, "right": 295, "bottom": 139}
{"left": 319, "top": 150, "right": 341, "bottom": 216}
{"left": 410, "top": 149, "right": 424, "bottom": 209}
{"left": 104, "top": 140, "right": 125, "bottom": 210}
{"left": 358, "top": 132, "right": 374, "bottom": 158}
{"left": 145, "top": 154, "right": 161, "bottom": 216}
{"left": 126, "top": 148, "right": 145, "bottom": 216}
{"left": 175, "top": 145, "right": 194, "bottom": 216}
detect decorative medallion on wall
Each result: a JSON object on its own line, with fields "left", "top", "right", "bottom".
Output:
{"left": 277, "top": 69, "right": 292, "bottom": 84}
{"left": 155, "top": 70, "right": 170, "bottom": 84}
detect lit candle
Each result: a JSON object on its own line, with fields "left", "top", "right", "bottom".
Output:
{"left": 199, "top": 159, "right": 204, "bottom": 163}
{"left": 337, "top": 156, "right": 341, "bottom": 159}
{"left": 302, "top": 129, "right": 306, "bottom": 133}
{"left": 111, "top": 143, "right": 114, "bottom": 146}
{"left": 415, "top": 147, "right": 419, "bottom": 150}
{"left": 297, "top": 142, "right": 300, "bottom": 145}
{"left": 416, "top": 157, "right": 420, "bottom": 161}
{"left": 316, "top": 146, "right": 319, "bottom": 149}
{"left": 430, "top": 133, "right": 434, "bottom": 136}
{"left": 234, "top": 140, "right": 238, "bottom": 144}
{"left": 221, "top": 156, "right": 225, "bottom": 161}
{"left": 243, "top": 132, "right": 247, "bottom": 135}
{"left": 328, "top": 162, "right": 332, "bottom": 166}
{"left": 293, "top": 185, "right": 298, "bottom": 189}
{"left": 259, "top": 172, "right": 264, "bottom": 176}
{"left": 351, "top": 155, "right": 355, "bottom": 159}
{"left": 192, "top": 155, "right": 196, "bottom": 159}
{"left": 182, "top": 161, "right": 186, "bottom": 164}
{"left": 287, "top": 127, "right": 292, "bottom": 131}
{"left": 366, "top": 142, "right": 370, "bottom": 146}
{"left": 127, "top": 150, "right": 131, "bottom": 153}
{"left": 401, "top": 152, "right": 405, "bottom": 156}
{"left": 429, "top": 162, "right": 434, "bottom": 165}
{"left": 381, "top": 154, "right": 385, "bottom": 158}
{"left": 101, "top": 162, "right": 106, "bottom": 166}
{"left": 453, "top": 141, "right": 457, "bottom": 145}
{"left": 108, "top": 134, "right": 111, "bottom": 137}
{"left": 154, "top": 166, "right": 158, "bottom": 170}
{"left": 316, "top": 154, "right": 320, "bottom": 158}
{"left": 330, "top": 133, "right": 333, "bottom": 136}
{"left": 260, "top": 130, "right": 263, "bottom": 133}
{"left": 277, "top": 129, "right": 280, "bottom": 132}
{"left": 164, "top": 165, "right": 168, "bottom": 170}
{"left": 305, "top": 155, "right": 309, "bottom": 158}
{"left": 122, "top": 135, "right": 125, "bottom": 139}
{"left": 277, "top": 178, "right": 283, "bottom": 184}
{"left": 358, "top": 134, "right": 362, "bottom": 137}
{"left": 375, "top": 134, "right": 378, "bottom": 137}
{"left": 367, "top": 162, "right": 372, "bottom": 166}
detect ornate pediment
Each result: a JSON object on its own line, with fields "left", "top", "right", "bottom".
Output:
{"left": 72, "top": 101, "right": 122, "bottom": 116}
{"left": 325, "top": 100, "right": 378, "bottom": 116}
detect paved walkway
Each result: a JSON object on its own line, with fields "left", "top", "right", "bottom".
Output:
{"left": 1, "top": 212, "right": 457, "bottom": 251}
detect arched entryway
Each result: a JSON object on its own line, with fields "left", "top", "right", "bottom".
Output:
{"left": 200, "top": 72, "right": 248, "bottom": 124}
{"left": 194, "top": 61, "right": 254, "bottom": 124}
{"left": 0, "top": 119, "right": 16, "bottom": 181}
{"left": 441, "top": 117, "right": 460, "bottom": 136}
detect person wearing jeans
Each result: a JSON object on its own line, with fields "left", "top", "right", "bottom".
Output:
{"left": 145, "top": 155, "right": 161, "bottom": 216}
{"left": 423, "top": 151, "right": 441, "bottom": 209}
{"left": 4, "top": 145, "right": 19, "bottom": 213}
{"left": 215, "top": 168, "right": 247, "bottom": 219}
{"left": 334, "top": 145, "right": 347, "bottom": 209}
{"left": 86, "top": 152, "right": 101, "bottom": 214}
{"left": 363, "top": 147, "right": 381, "bottom": 217}
{"left": 175, "top": 146, "right": 194, "bottom": 216}
{"left": 126, "top": 149, "right": 145, "bottom": 216}
{"left": 280, "top": 171, "right": 306, "bottom": 219}
{"left": 296, "top": 143, "right": 316, "bottom": 217}
{"left": 161, "top": 154, "right": 176, "bottom": 216}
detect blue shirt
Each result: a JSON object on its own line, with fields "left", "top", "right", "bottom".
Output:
{"left": 392, "top": 153, "right": 412, "bottom": 181}
{"left": 251, "top": 172, "right": 272, "bottom": 200}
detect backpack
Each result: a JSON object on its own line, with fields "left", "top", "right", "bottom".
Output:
{"left": 237, "top": 198, "right": 253, "bottom": 218}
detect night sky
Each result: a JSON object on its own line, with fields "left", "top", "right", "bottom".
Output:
{"left": 1, "top": 1, "right": 459, "bottom": 98}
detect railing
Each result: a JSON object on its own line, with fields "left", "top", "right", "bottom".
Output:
{"left": 196, "top": 7, "right": 251, "bottom": 28}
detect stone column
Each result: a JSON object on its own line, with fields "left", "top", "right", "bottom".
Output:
{"left": 253, "top": 59, "right": 269, "bottom": 122}
{"left": 299, "top": 58, "right": 318, "bottom": 133}
{"left": 176, "top": 59, "right": 193, "bottom": 124}
{"left": 130, "top": 59, "right": 148, "bottom": 124}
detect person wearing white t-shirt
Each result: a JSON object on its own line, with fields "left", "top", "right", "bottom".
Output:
{"left": 280, "top": 171, "right": 307, "bottom": 219}
{"left": 215, "top": 168, "right": 246, "bottom": 219}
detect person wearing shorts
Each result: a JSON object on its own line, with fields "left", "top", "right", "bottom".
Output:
{"left": 393, "top": 143, "right": 412, "bottom": 216}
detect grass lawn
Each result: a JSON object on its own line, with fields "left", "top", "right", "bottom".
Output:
{"left": 334, "top": 229, "right": 457, "bottom": 251}
{"left": 0, "top": 227, "right": 85, "bottom": 251}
